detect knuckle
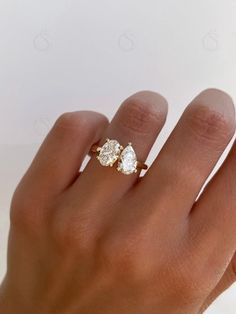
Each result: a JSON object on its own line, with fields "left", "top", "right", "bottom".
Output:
{"left": 10, "top": 188, "right": 44, "bottom": 235}
{"left": 186, "top": 104, "right": 235, "bottom": 147}
{"left": 98, "top": 234, "right": 152, "bottom": 283}
{"left": 118, "top": 93, "right": 166, "bottom": 134}
{"left": 51, "top": 214, "right": 96, "bottom": 255}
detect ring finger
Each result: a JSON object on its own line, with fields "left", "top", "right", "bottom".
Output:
{"left": 69, "top": 91, "right": 168, "bottom": 205}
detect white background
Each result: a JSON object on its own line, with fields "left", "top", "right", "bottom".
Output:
{"left": 0, "top": 1, "right": 236, "bottom": 313}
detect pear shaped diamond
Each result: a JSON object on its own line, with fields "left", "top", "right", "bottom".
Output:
{"left": 97, "top": 139, "right": 122, "bottom": 167}
{"left": 117, "top": 143, "right": 138, "bottom": 175}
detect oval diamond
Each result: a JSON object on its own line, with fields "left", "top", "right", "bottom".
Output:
{"left": 97, "top": 139, "right": 122, "bottom": 167}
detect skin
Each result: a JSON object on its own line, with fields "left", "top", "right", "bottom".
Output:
{"left": 0, "top": 88, "right": 236, "bottom": 313}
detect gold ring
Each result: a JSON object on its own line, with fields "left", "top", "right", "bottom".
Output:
{"left": 91, "top": 138, "right": 148, "bottom": 175}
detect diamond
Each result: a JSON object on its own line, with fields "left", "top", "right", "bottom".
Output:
{"left": 97, "top": 139, "right": 122, "bottom": 167}
{"left": 117, "top": 143, "right": 138, "bottom": 175}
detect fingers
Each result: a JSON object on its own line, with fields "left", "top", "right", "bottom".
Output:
{"left": 189, "top": 128, "right": 236, "bottom": 285}
{"left": 69, "top": 91, "right": 168, "bottom": 205}
{"left": 13, "top": 111, "right": 109, "bottom": 204}
{"left": 139, "top": 88, "right": 235, "bottom": 220}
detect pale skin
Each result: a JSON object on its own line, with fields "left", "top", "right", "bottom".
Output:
{"left": 0, "top": 88, "right": 236, "bottom": 313}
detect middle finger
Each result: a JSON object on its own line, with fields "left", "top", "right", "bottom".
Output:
{"left": 139, "top": 88, "right": 235, "bottom": 220}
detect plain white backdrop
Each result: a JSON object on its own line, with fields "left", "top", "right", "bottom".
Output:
{"left": 0, "top": 1, "right": 236, "bottom": 312}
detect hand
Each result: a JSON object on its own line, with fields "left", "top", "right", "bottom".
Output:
{"left": 1, "top": 89, "right": 236, "bottom": 314}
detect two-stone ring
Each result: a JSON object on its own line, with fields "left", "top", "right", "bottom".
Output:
{"left": 91, "top": 138, "right": 148, "bottom": 175}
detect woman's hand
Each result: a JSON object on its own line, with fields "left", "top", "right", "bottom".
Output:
{"left": 1, "top": 89, "right": 236, "bottom": 314}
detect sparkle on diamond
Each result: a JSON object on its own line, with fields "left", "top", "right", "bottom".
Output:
{"left": 117, "top": 144, "right": 137, "bottom": 175}
{"left": 97, "top": 139, "right": 121, "bottom": 167}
